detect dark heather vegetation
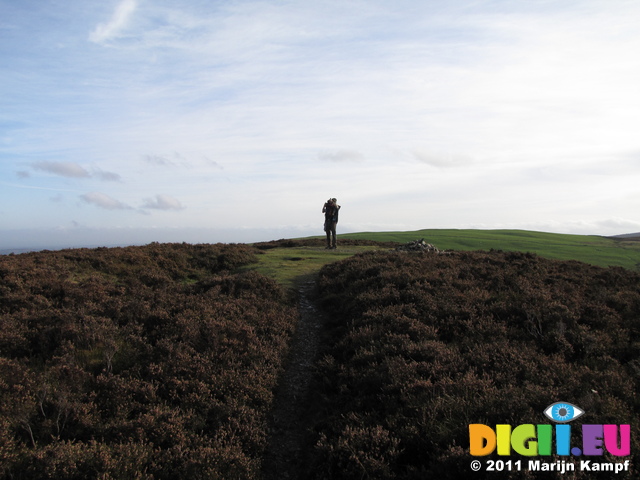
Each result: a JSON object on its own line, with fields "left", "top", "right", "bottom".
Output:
{"left": 0, "top": 243, "right": 297, "bottom": 479}
{"left": 308, "top": 249, "right": 640, "bottom": 479}
{"left": 2, "top": 239, "right": 639, "bottom": 479}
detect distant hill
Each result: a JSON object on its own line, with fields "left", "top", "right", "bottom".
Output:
{"left": 609, "top": 232, "right": 640, "bottom": 240}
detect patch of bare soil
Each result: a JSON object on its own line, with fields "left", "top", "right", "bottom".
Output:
{"left": 261, "top": 279, "right": 325, "bottom": 479}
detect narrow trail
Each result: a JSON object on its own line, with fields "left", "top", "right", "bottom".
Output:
{"left": 261, "top": 279, "right": 326, "bottom": 479}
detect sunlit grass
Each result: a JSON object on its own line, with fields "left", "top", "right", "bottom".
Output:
{"left": 338, "top": 229, "right": 640, "bottom": 270}
{"left": 240, "top": 245, "right": 386, "bottom": 289}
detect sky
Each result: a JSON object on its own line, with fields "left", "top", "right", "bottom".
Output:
{"left": 2, "top": 0, "right": 640, "bottom": 250}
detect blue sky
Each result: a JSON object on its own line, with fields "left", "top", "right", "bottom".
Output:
{"left": 2, "top": 0, "right": 640, "bottom": 249}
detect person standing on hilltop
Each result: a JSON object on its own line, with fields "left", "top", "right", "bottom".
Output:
{"left": 322, "top": 197, "right": 341, "bottom": 249}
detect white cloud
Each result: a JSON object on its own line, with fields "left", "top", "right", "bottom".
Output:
{"left": 318, "top": 150, "right": 365, "bottom": 163}
{"left": 89, "top": 0, "right": 137, "bottom": 44}
{"left": 30, "top": 162, "right": 121, "bottom": 181}
{"left": 81, "top": 192, "right": 131, "bottom": 210}
{"left": 593, "top": 218, "right": 640, "bottom": 234}
{"left": 3, "top": 0, "right": 640, "bottom": 244}
{"left": 32, "top": 161, "right": 91, "bottom": 179}
{"left": 411, "top": 150, "right": 473, "bottom": 168}
{"left": 141, "top": 194, "right": 185, "bottom": 211}
{"left": 142, "top": 153, "right": 190, "bottom": 168}
{"left": 93, "top": 169, "right": 122, "bottom": 182}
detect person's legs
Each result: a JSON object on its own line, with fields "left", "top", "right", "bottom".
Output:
{"left": 330, "top": 223, "right": 337, "bottom": 248}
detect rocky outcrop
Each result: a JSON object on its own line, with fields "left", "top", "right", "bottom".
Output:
{"left": 396, "top": 238, "right": 441, "bottom": 252}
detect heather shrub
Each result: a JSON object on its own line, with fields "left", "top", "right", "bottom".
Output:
{"left": 309, "top": 250, "right": 640, "bottom": 479}
{"left": 0, "top": 243, "right": 295, "bottom": 479}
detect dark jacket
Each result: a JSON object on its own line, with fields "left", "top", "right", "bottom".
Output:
{"left": 323, "top": 202, "right": 340, "bottom": 223}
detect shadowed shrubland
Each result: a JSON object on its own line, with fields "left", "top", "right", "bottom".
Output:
{"left": 1, "top": 241, "right": 639, "bottom": 479}
{"left": 0, "top": 243, "right": 297, "bottom": 479}
{"left": 308, "top": 249, "right": 640, "bottom": 479}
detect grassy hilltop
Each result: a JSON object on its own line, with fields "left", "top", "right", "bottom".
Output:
{"left": 338, "top": 229, "right": 640, "bottom": 270}
{"left": 246, "top": 229, "right": 640, "bottom": 289}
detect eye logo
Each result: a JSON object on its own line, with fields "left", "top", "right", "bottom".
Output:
{"left": 544, "top": 402, "right": 584, "bottom": 423}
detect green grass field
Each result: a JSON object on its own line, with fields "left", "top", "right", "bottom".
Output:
{"left": 339, "top": 228, "right": 640, "bottom": 270}
{"left": 244, "top": 229, "right": 640, "bottom": 289}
